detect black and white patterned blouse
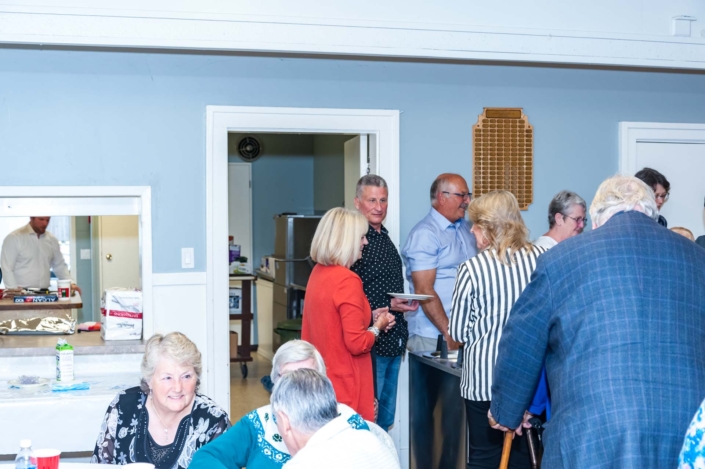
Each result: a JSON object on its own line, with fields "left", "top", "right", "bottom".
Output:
{"left": 449, "top": 246, "right": 546, "bottom": 401}
{"left": 91, "top": 386, "right": 230, "bottom": 468}
{"left": 351, "top": 224, "right": 407, "bottom": 357}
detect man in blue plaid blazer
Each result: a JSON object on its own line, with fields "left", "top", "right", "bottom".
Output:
{"left": 489, "top": 175, "right": 705, "bottom": 468}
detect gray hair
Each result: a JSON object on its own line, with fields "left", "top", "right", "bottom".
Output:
{"left": 140, "top": 332, "right": 202, "bottom": 393}
{"left": 589, "top": 175, "right": 659, "bottom": 227}
{"left": 270, "top": 340, "right": 326, "bottom": 384}
{"left": 548, "top": 190, "right": 587, "bottom": 228}
{"left": 270, "top": 369, "right": 338, "bottom": 435}
{"left": 430, "top": 174, "right": 454, "bottom": 202}
{"left": 355, "top": 175, "right": 388, "bottom": 199}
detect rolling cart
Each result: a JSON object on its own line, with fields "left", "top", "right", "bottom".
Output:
{"left": 229, "top": 274, "right": 255, "bottom": 378}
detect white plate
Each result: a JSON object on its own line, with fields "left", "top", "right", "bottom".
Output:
{"left": 387, "top": 293, "right": 433, "bottom": 301}
{"left": 8, "top": 377, "right": 50, "bottom": 389}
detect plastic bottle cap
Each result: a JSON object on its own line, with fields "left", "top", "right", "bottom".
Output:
{"left": 19, "top": 439, "right": 31, "bottom": 448}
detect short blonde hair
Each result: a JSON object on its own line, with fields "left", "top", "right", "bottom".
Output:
{"left": 671, "top": 227, "right": 695, "bottom": 241}
{"left": 140, "top": 332, "right": 202, "bottom": 393}
{"left": 589, "top": 175, "right": 658, "bottom": 227}
{"left": 310, "top": 207, "right": 368, "bottom": 268}
{"left": 468, "top": 190, "right": 532, "bottom": 265}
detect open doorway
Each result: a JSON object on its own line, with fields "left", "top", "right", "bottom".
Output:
{"left": 226, "top": 132, "right": 368, "bottom": 356}
{"left": 620, "top": 122, "right": 705, "bottom": 238}
{"left": 206, "top": 105, "right": 401, "bottom": 436}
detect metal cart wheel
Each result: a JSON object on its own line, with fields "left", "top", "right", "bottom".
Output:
{"left": 240, "top": 363, "right": 248, "bottom": 379}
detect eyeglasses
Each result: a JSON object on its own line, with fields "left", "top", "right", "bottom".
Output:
{"left": 563, "top": 214, "right": 587, "bottom": 225}
{"left": 654, "top": 192, "right": 670, "bottom": 202}
{"left": 442, "top": 191, "right": 472, "bottom": 200}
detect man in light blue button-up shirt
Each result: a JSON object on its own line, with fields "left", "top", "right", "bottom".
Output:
{"left": 401, "top": 173, "right": 477, "bottom": 352}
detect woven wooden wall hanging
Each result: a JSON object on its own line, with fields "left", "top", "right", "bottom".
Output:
{"left": 472, "top": 108, "right": 533, "bottom": 210}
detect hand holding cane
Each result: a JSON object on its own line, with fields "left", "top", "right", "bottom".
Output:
{"left": 499, "top": 431, "right": 514, "bottom": 469}
{"left": 488, "top": 410, "right": 515, "bottom": 469}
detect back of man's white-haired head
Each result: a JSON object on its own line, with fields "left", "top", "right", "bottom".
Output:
{"left": 271, "top": 368, "right": 338, "bottom": 435}
{"left": 589, "top": 175, "right": 659, "bottom": 228}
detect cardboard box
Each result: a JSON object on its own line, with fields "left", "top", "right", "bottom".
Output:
{"left": 260, "top": 256, "right": 277, "bottom": 276}
{"left": 229, "top": 331, "right": 239, "bottom": 359}
{"left": 101, "top": 288, "right": 143, "bottom": 341}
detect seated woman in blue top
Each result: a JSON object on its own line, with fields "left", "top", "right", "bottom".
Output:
{"left": 190, "top": 340, "right": 391, "bottom": 469}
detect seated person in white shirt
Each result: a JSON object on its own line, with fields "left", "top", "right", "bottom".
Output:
{"left": 272, "top": 369, "right": 400, "bottom": 469}
{"left": 0, "top": 217, "right": 80, "bottom": 294}
{"left": 533, "top": 190, "right": 587, "bottom": 249}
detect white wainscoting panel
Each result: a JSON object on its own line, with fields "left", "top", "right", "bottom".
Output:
{"left": 151, "top": 272, "right": 216, "bottom": 406}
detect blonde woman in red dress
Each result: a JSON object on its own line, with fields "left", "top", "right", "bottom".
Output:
{"left": 302, "top": 207, "right": 395, "bottom": 421}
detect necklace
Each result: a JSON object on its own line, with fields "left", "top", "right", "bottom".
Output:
{"left": 150, "top": 394, "right": 170, "bottom": 439}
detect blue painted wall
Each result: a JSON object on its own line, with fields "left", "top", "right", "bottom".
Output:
{"left": 228, "top": 133, "right": 315, "bottom": 266}
{"left": 1, "top": 48, "right": 704, "bottom": 272}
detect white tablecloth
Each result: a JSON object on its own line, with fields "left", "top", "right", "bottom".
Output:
{"left": 0, "top": 353, "right": 142, "bottom": 456}
{"left": 0, "top": 373, "right": 139, "bottom": 455}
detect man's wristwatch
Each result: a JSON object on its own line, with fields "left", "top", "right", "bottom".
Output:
{"left": 367, "top": 326, "right": 380, "bottom": 337}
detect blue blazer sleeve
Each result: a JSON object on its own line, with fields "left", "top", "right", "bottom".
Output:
{"left": 490, "top": 259, "right": 553, "bottom": 428}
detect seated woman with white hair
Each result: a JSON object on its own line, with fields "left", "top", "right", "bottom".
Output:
{"left": 190, "top": 340, "right": 392, "bottom": 469}
{"left": 91, "top": 332, "right": 230, "bottom": 468}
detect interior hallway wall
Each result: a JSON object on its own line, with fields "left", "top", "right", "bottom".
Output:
{"left": 1, "top": 48, "right": 704, "bottom": 270}
{"left": 227, "top": 133, "right": 314, "bottom": 266}
{"left": 313, "top": 134, "right": 348, "bottom": 213}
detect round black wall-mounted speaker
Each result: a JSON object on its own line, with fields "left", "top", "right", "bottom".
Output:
{"left": 237, "top": 136, "right": 262, "bottom": 162}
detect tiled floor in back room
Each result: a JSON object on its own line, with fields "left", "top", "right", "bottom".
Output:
{"left": 230, "top": 352, "right": 273, "bottom": 422}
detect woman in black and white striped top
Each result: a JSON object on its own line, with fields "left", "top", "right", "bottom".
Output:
{"left": 449, "top": 190, "right": 545, "bottom": 469}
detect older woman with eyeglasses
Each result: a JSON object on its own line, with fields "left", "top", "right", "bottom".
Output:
{"left": 449, "top": 190, "right": 546, "bottom": 469}
{"left": 533, "top": 190, "right": 587, "bottom": 249}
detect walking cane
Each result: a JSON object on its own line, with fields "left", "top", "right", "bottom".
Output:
{"left": 499, "top": 431, "right": 514, "bottom": 469}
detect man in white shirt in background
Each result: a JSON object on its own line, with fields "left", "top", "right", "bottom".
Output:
{"left": 533, "top": 190, "right": 587, "bottom": 249}
{"left": 1, "top": 217, "right": 80, "bottom": 293}
{"left": 273, "top": 369, "right": 400, "bottom": 469}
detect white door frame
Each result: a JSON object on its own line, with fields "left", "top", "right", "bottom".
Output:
{"left": 205, "top": 104, "right": 401, "bottom": 432}
{"left": 0, "top": 186, "right": 154, "bottom": 336}
{"left": 619, "top": 122, "right": 705, "bottom": 174}
{"left": 227, "top": 162, "right": 254, "bottom": 265}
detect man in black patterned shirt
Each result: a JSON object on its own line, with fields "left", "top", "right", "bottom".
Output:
{"left": 350, "top": 175, "right": 418, "bottom": 431}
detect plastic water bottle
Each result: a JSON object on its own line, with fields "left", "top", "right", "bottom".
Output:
{"left": 15, "top": 440, "right": 36, "bottom": 469}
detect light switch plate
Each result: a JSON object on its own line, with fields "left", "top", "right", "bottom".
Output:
{"left": 80, "top": 249, "right": 91, "bottom": 260}
{"left": 182, "top": 248, "right": 195, "bottom": 269}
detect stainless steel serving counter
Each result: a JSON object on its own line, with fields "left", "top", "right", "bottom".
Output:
{"left": 409, "top": 351, "right": 467, "bottom": 469}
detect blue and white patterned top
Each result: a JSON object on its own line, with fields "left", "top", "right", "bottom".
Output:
{"left": 680, "top": 398, "right": 705, "bottom": 468}
{"left": 189, "top": 403, "right": 368, "bottom": 469}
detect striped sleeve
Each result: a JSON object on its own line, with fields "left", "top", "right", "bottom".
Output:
{"left": 450, "top": 261, "right": 475, "bottom": 343}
